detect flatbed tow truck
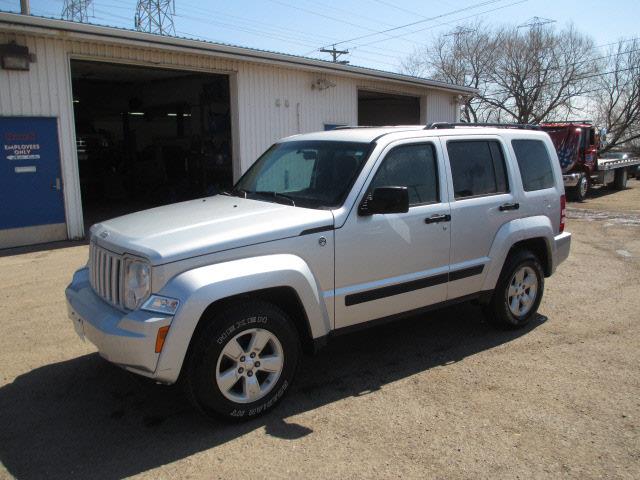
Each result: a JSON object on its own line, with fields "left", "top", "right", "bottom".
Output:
{"left": 540, "top": 121, "right": 640, "bottom": 201}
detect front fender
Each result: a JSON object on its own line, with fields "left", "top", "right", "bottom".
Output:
{"left": 481, "top": 216, "right": 554, "bottom": 292}
{"left": 153, "top": 254, "right": 330, "bottom": 384}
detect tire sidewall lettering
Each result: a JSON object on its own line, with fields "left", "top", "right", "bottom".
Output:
{"left": 231, "top": 380, "right": 289, "bottom": 418}
{"left": 216, "top": 315, "right": 269, "bottom": 345}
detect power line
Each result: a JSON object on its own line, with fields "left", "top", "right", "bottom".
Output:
{"left": 349, "top": 0, "right": 527, "bottom": 50}
{"left": 485, "top": 66, "right": 638, "bottom": 98}
{"left": 318, "top": 0, "right": 508, "bottom": 49}
{"left": 176, "top": 0, "right": 411, "bottom": 58}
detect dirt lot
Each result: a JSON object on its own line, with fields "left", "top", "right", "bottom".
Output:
{"left": 1, "top": 182, "right": 639, "bottom": 480}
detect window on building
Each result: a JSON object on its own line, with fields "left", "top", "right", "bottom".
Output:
{"left": 370, "top": 143, "right": 439, "bottom": 206}
{"left": 447, "top": 140, "right": 509, "bottom": 199}
{"left": 512, "top": 139, "right": 555, "bottom": 191}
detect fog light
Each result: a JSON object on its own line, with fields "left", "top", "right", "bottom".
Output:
{"left": 142, "top": 295, "right": 180, "bottom": 315}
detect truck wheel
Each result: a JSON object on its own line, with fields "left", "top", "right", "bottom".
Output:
{"left": 484, "top": 249, "right": 544, "bottom": 329}
{"left": 613, "top": 168, "right": 628, "bottom": 190}
{"left": 184, "top": 301, "right": 300, "bottom": 421}
{"left": 569, "top": 174, "right": 589, "bottom": 201}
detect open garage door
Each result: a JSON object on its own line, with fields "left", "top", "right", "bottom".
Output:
{"left": 70, "top": 60, "right": 233, "bottom": 230}
{"left": 358, "top": 90, "right": 420, "bottom": 126}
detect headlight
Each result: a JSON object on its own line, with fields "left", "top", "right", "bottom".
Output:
{"left": 123, "top": 258, "right": 151, "bottom": 310}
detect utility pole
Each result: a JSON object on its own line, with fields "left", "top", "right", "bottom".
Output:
{"left": 135, "top": 0, "right": 176, "bottom": 36}
{"left": 319, "top": 45, "right": 349, "bottom": 64}
{"left": 20, "top": 0, "right": 30, "bottom": 15}
{"left": 61, "top": 0, "right": 93, "bottom": 22}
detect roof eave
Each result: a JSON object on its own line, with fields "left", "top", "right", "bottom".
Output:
{"left": 0, "top": 12, "right": 478, "bottom": 96}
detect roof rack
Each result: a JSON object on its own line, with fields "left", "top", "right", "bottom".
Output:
{"left": 425, "top": 122, "right": 541, "bottom": 130}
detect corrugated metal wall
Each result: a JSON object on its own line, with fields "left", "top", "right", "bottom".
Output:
{"left": 0, "top": 30, "right": 459, "bottom": 240}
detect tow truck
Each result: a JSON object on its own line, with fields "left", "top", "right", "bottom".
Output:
{"left": 540, "top": 121, "right": 640, "bottom": 201}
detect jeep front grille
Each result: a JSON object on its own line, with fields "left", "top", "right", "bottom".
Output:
{"left": 89, "top": 243, "right": 123, "bottom": 308}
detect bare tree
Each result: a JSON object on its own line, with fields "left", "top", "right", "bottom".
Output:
{"left": 401, "top": 21, "right": 497, "bottom": 122}
{"left": 486, "top": 25, "right": 597, "bottom": 123}
{"left": 401, "top": 23, "right": 597, "bottom": 124}
{"left": 592, "top": 38, "right": 640, "bottom": 152}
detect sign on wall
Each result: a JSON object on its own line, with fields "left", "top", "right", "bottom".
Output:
{"left": 0, "top": 117, "right": 66, "bottom": 231}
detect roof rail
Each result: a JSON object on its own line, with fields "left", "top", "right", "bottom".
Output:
{"left": 425, "top": 122, "right": 541, "bottom": 130}
{"left": 540, "top": 120, "right": 593, "bottom": 124}
{"left": 333, "top": 125, "right": 378, "bottom": 130}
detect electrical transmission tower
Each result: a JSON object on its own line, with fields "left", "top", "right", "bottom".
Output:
{"left": 61, "top": 0, "right": 93, "bottom": 23}
{"left": 319, "top": 45, "right": 349, "bottom": 64}
{"left": 135, "top": 0, "right": 176, "bottom": 36}
{"left": 443, "top": 26, "right": 475, "bottom": 38}
{"left": 518, "top": 16, "right": 556, "bottom": 30}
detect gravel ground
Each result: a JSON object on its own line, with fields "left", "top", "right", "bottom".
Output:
{"left": 1, "top": 182, "right": 639, "bottom": 480}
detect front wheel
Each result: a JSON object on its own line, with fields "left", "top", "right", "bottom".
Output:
{"left": 184, "top": 301, "right": 300, "bottom": 420}
{"left": 569, "top": 173, "right": 589, "bottom": 201}
{"left": 484, "top": 250, "right": 544, "bottom": 329}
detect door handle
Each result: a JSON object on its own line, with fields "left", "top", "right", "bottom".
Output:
{"left": 499, "top": 202, "right": 519, "bottom": 211}
{"left": 51, "top": 177, "right": 61, "bottom": 191}
{"left": 425, "top": 213, "right": 451, "bottom": 224}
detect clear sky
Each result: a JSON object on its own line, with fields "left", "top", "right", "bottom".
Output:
{"left": 1, "top": 0, "right": 638, "bottom": 72}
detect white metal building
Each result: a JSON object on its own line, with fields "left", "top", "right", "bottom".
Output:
{"left": 0, "top": 12, "right": 475, "bottom": 249}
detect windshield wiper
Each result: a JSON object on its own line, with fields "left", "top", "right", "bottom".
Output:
{"left": 251, "top": 190, "right": 296, "bottom": 207}
{"left": 229, "top": 188, "right": 248, "bottom": 198}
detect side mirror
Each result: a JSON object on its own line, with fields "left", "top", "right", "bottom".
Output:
{"left": 359, "top": 186, "right": 409, "bottom": 216}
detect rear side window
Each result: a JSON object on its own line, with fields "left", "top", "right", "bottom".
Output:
{"left": 447, "top": 140, "right": 509, "bottom": 199}
{"left": 512, "top": 139, "right": 555, "bottom": 191}
{"left": 370, "top": 143, "right": 439, "bottom": 206}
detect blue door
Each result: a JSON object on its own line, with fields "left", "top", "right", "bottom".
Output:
{"left": 0, "top": 117, "right": 65, "bottom": 230}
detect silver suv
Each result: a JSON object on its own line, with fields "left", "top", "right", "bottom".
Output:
{"left": 66, "top": 125, "right": 571, "bottom": 419}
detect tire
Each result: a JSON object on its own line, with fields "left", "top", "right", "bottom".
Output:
{"left": 613, "top": 168, "right": 628, "bottom": 190}
{"left": 568, "top": 173, "right": 589, "bottom": 201}
{"left": 184, "top": 300, "right": 300, "bottom": 421}
{"left": 484, "top": 249, "right": 545, "bottom": 329}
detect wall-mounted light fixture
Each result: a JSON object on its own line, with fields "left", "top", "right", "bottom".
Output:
{"left": 0, "top": 41, "right": 35, "bottom": 71}
{"left": 311, "top": 78, "right": 336, "bottom": 91}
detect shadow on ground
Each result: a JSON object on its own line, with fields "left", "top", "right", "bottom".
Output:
{"left": 0, "top": 304, "right": 546, "bottom": 479}
{"left": 0, "top": 239, "right": 88, "bottom": 258}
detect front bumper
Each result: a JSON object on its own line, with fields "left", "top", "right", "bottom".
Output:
{"left": 553, "top": 231, "right": 571, "bottom": 271}
{"left": 66, "top": 267, "right": 173, "bottom": 379}
{"left": 563, "top": 173, "right": 582, "bottom": 187}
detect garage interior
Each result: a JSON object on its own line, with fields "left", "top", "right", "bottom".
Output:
{"left": 70, "top": 60, "right": 233, "bottom": 228}
{"left": 357, "top": 89, "right": 420, "bottom": 126}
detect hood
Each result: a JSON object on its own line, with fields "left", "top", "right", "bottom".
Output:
{"left": 91, "top": 195, "right": 334, "bottom": 265}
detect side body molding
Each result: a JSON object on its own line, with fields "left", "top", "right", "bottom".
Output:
{"left": 153, "top": 254, "right": 330, "bottom": 384}
{"left": 481, "top": 216, "right": 554, "bottom": 292}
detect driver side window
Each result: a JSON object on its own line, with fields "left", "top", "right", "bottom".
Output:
{"left": 370, "top": 143, "right": 439, "bottom": 206}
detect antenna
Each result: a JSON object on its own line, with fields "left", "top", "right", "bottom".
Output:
{"left": 319, "top": 45, "right": 349, "bottom": 64}
{"left": 61, "top": 0, "right": 93, "bottom": 23}
{"left": 135, "top": 0, "right": 176, "bottom": 36}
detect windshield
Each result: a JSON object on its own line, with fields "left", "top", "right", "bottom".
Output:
{"left": 233, "top": 140, "right": 371, "bottom": 209}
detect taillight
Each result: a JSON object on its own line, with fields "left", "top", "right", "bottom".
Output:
{"left": 560, "top": 194, "right": 566, "bottom": 233}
